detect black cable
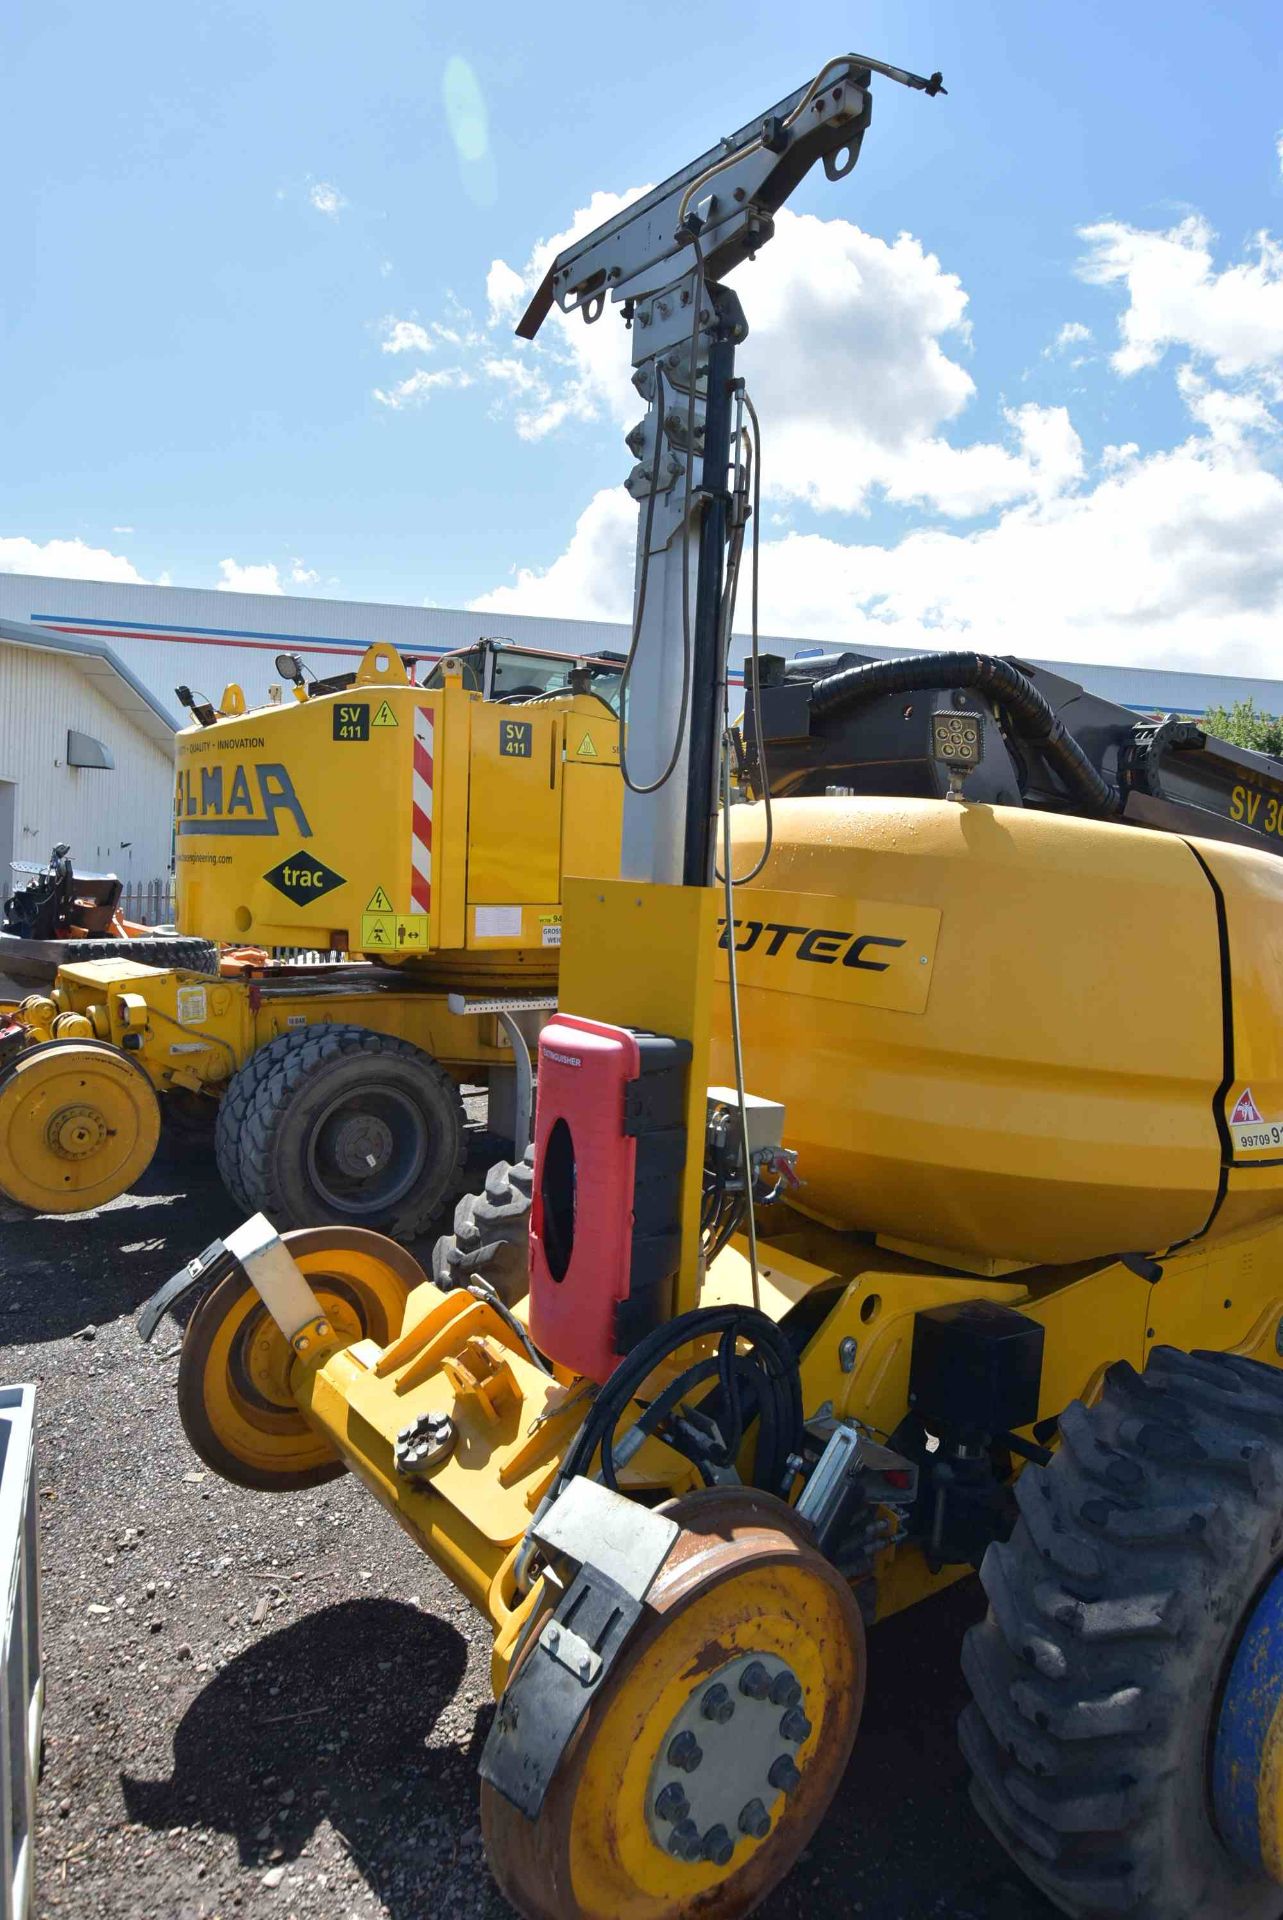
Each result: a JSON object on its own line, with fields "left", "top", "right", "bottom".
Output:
{"left": 555, "top": 1303, "right": 803, "bottom": 1501}
{"left": 808, "top": 650, "right": 1122, "bottom": 817}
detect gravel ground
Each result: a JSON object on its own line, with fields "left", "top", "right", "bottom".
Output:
{"left": 1, "top": 1151, "right": 1055, "bottom": 1920}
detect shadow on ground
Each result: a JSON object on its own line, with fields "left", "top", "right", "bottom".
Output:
{"left": 120, "top": 1598, "right": 480, "bottom": 1920}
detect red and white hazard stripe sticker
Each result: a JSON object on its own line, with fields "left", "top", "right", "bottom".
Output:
{"left": 411, "top": 706, "right": 433, "bottom": 915}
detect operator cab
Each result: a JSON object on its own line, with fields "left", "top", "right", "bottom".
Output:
{"left": 420, "top": 637, "right": 626, "bottom": 711}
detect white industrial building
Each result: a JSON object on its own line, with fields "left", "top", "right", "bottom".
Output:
{"left": 2, "top": 569, "right": 1282, "bottom": 908}
{"left": 0, "top": 616, "right": 176, "bottom": 905}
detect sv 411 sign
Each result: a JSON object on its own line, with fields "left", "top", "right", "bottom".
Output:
{"left": 333, "top": 703, "right": 370, "bottom": 742}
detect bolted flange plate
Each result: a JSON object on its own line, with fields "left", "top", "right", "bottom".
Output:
{"left": 644, "top": 1649, "right": 811, "bottom": 1864}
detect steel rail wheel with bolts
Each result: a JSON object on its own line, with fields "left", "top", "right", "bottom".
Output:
{"left": 483, "top": 1489, "right": 865, "bottom": 1920}
{"left": 0, "top": 1038, "right": 160, "bottom": 1211}
{"left": 962, "top": 1345, "right": 1283, "bottom": 1920}
{"left": 176, "top": 1227, "right": 424, "bottom": 1492}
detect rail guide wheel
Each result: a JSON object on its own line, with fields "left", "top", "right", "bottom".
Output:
{"left": 0, "top": 1038, "right": 160, "bottom": 1212}
{"left": 483, "top": 1489, "right": 866, "bottom": 1920}
{"left": 177, "top": 1227, "right": 424, "bottom": 1492}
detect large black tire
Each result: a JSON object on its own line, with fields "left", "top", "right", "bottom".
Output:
{"left": 225, "top": 1025, "right": 466, "bottom": 1239}
{"left": 213, "top": 1040, "right": 283, "bottom": 1212}
{"left": 59, "top": 936, "right": 220, "bottom": 975}
{"left": 431, "top": 1146, "right": 533, "bottom": 1305}
{"left": 154, "top": 1087, "right": 219, "bottom": 1166}
{"left": 961, "top": 1345, "right": 1283, "bottom": 1920}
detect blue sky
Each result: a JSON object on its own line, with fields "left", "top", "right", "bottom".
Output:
{"left": 4, "top": 1, "right": 1283, "bottom": 670}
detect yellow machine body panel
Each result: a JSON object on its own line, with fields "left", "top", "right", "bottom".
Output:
{"left": 46, "top": 957, "right": 525, "bottom": 1089}
{"left": 711, "top": 796, "right": 1247, "bottom": 1267}
{"left": 173, "top": 646, "right": 621, "bottom": 971}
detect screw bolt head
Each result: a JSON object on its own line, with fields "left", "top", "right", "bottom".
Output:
{"left": 669, "top": 1818, "right": 702, "bottom": 1862}
{"left": 739, "top": 1797, "right": 771, "bottom": 1839}
{"left": 667, "top": 1730, "right": 704, "bottom": 1773}
{"left": 739, "top": 1661, "right": 772, "bottom": 1700}
{"left": 769, "top": 1668, "right": 801, "bottom": 1708}
{"left": 780, "top": 1707, "right": 813, "bottom": 1744}
{"left": 702, "top": 1823, "right": 734, "bottom": 1868}
{"left": 700, "top": 1682, "right": 735, "bottom": 1724}
{"left": 768, "top": 1753, "right": 802, "bottom": 1794}
{"left": 654, "top": 1782, "right": 689, "bottom": 1824}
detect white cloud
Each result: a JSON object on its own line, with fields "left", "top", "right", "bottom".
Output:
{"left": 0, "top": 534, "right": 146, "bottom": 583}
{"left": 1079, "top": 214, "right": 1283, "bottom": 382}
{"left": 372, "top": 367, "right": 473, "bottom": 410}
{"left": 309, "top": 181, "right": 345, "bottom": 217}
{"left": 111, "top": 524, "right": 135, "bottom": 534}
{"left": 381, "top": 319, "right": 433, "bottom": 355}
{"left": 289, "top": 559, "right": 319, "bottom": 586}
{"left": 486, "top": 259, "right": 526, "bottom": 327}
{"left": 448, "top": 157, "right": 1283, "bottom": 677}
{"left": 473, "top": 409, "right": 1283, "bottom": 677}
{"left": 469, "top": 488, "right": 635, "bottom": 622}
{"left": 216, "top": 559, "right": 286, "bottom": 595}
{"left": 433, "top": 196, "right": 1088, "bottom": 518}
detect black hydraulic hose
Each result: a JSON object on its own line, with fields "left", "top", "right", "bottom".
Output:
{"left": 808, "top": 650, "right": 1123, "bottom": 817}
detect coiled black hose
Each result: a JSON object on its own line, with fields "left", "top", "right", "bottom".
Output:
{"left": 808, "top": 650, "right": 1122, "bottom": 818}
{"left": 554, "top": 1304, "right": 804, "bottom": 1501}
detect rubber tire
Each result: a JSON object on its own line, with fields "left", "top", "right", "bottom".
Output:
{"left": 960, "top": 1344, "right": 1283, "bottom": 1920}
{"left": 58, "top": 936, "right": 220, "bottom": 975}
{"left": 432, "top": 1145, "right": 533, "bottom": 1304}
{"left": 213, "top": 1041, "right": 284, "bottom": 1213}
{"left": 228, "top": 1025, "right": 466, "bottom": 1238}
{"left": 154, "top": 1088, "right": 219, "bottom": 1166}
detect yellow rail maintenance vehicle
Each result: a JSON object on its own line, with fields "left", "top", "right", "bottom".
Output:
{"left": 145, "top": 53, "right": 1283, "bottom": 1920}
{"left": 0, "top": 636, "right": 622, "bottom": 1233}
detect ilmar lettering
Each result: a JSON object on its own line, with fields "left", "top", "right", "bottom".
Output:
{"left": 175, "top": 762, "right": 311, "bottom": 838}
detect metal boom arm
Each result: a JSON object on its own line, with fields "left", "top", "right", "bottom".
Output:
{"left": 520, "top": 53, "right": 944, "bottom": 888}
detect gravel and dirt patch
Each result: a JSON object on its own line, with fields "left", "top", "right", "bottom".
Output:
{"left": 2, "top": 1154, "right": 1053, "bottom": 1919}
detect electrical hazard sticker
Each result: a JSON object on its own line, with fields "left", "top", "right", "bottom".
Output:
{"left": 1229, "top": 1087, "right": 1283, "bottom": 1154}
{"left": 371, "top": 701, "right": 398, "bottom": 728}
{"left": 365, "top": 885, "right": 394, "bottom": 913}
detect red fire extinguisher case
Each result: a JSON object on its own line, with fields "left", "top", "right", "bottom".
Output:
{"left": 529, "top": 1014, "right": 691, "bottom": 1383}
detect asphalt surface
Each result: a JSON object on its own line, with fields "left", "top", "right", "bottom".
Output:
{"left": 1, "top": 1151, "right": 1058, "bottom": 1920}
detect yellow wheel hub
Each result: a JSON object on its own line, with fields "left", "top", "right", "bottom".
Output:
{"left": 0, "top": 1040, "right": 160, "bottom": 1212}
{"left": 177, "top": 1227, "right": 426, "bottom": 1491}
{"left": 483, "top": 1489, "right": 866, "bottom": 1919}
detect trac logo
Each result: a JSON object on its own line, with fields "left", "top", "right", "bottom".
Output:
{"left": 717, "top": 918, "right": 905, "bottom": 971}
{"left": 175, "top": 763, "right": 311, "bottom": 838}
{"left": 263, "top": 852, "right": 345, "bottom": 905}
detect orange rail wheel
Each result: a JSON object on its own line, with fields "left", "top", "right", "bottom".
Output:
{"left": 177, "top": 1226, "right": 424, "bottom": 1491}
{"left": 483, "top": 1487, "right": 865, "bottom": 1920}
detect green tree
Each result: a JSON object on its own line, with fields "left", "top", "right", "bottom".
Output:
{"left": 1200, "top": 697, "right": 1283, "bottom": 758}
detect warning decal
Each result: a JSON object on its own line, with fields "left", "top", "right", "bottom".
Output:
{"left": 372, "top": 702, "right": 399, "bottom": 728}
{"left": 365, "top": 885, "right": 394, "bottom": 913}
{"left": 1229, "top": 1086, "right": 1283, "bottom": 1155}
{"left": 361, "top": 914, "right": 395, "bottom": 950}
{"left": 577, "top": 732, "right": 597, "bottom": 757}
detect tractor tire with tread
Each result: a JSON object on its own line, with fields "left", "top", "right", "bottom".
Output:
{"left": 59, "top": 936, "right": 220, "bottom": 974}
{"left": 432, "top": 1145, "right": 534, "bottom": 1304}
{"left": 214, "top": 1039, "right": 285, "bottom": 1212}
{"left": 961, "top": 1343, "right": 1283, "bottom": 1920}
{"left": 228, "top": 1024, "right": 466, "bottom": 1238}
